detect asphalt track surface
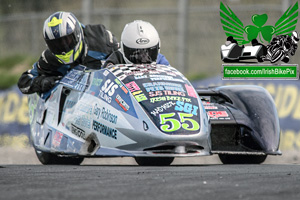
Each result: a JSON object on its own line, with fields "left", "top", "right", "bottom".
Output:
{"left": 0, "top": 164, "right": 299, "bottom": 200}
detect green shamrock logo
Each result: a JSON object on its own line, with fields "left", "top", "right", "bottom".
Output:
{"left": 245, "top": 14, "right": 275, "bottom": 43}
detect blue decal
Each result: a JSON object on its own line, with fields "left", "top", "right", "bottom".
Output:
{"left": 88, "top": 69, "right": 138, "bottom": 118}
{"left": 87, "top": 51, "right": 107, "bottom": 60}
{"left": 60, "top": 69, "right": 90, "bottom": 92}
{"left": 175, "top": 101, "right": 198, "bottom": 116}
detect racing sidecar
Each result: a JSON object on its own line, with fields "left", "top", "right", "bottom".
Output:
{"left": 28, "top": 64, "right": 281, "bottom": 165}
{"left": 221, "top": 40, "right": 266, "bottom": 63}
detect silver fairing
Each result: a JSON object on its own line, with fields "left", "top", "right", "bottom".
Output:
{"left": 28, "top": 64, "right": 211, "bottom": 158}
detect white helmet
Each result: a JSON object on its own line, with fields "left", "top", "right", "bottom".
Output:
{"left": 121, "top": 20, "right": 160, "bottom": 64}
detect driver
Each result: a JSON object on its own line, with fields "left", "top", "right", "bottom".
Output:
{"left": 103, "top": 20, "right": 169, "bottom": 67}
{"left": 18, "top": 11, "right": 119, "bottom": 94}
{"left": 265, "top": 31, "right": 299, "bottom": 63}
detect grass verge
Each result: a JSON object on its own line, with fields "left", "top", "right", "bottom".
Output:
{"left": 0, "top": 55, "right": 35, "bottom": 89}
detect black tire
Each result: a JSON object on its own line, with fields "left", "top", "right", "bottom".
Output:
{"left": 281, "top": 56, "right": 290, "bottom": 63}
{"left": 270, "top": 50, "right": 283, "bottom": 63}
{"left": 35, "top": 150, "right": 84, "bottom": 165}
{"left": 135, "top": 157, "right": 174, "bottom": 166}
{"left": 218, "top": 154, "right": 267, "bottom": 164}
{"left": 257, "top": 55, "right": 264, "bottom": 62}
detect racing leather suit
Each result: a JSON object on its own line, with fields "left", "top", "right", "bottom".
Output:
{"left": 18, "top": 24, "right": 119, "bottom": 94}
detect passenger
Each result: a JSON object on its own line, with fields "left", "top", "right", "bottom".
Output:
{"left": 103, "top": 20, "right": 169, "bottom": 67}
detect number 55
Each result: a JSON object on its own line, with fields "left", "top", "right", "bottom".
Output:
{"left": 159, "top": 112, "right": 200, "bottom": 132}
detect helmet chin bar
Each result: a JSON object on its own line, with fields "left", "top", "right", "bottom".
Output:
{"left": 55, "top": 41, "right": 83, "bottom": 64}
{"left": 56, "top": 50, "right": 74, "bottom": 64}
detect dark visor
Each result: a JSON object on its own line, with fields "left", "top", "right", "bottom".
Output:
{"left": 45, "top": 33, "right": 78, "bottom": 55}
{"left": 123, "top": 44, "right": 159, "bottom": 64}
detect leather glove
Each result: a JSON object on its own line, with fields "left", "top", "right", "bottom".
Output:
{"left": 32, "top": 75, "right": 62, "bottom": 93}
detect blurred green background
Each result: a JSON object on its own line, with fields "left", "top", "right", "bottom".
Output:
{"left": 0, "top": 0, "right": 297, "bottom": 88}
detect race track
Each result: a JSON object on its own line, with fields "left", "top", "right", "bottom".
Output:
{"left": 1, "top": 164, "right": 299, "bottom": 200}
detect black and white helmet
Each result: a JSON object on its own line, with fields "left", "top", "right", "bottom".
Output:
{"left": 121, "top": 20, "right": 160, "bottom": 64}
{"left": 43, "top": 11, "right": 84, "bottom": 64}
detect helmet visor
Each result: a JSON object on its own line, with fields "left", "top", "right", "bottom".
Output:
{"left": 45, "top": 33, "right": 79, "bottom": 55}
{"left": 123, "top": 44, "right": 159, "bottom": 64}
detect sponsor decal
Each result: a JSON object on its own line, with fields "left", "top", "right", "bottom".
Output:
{"left": 115, "top": 94, "right": 129, "bottom": 111}
{"left": 126, "top": 81, "right": 140, "bottom": 93}
{"left": 126, "top": 81, "right": 147, "bottom": 102}
{"left": 74, "top": 82, "right": 86, "bottom": 91}
{"left": 93, "top": 104, "right": 102, "bottom": 119}
{"left": 89, "top": 69, "right": 137, "bottom": 118}
{"left": 207, "top": 111, "right": 229, "bottom": 119}
{"left": 148, "top": 91, "right": 163, "bottom": 97}
{"left": 143, "top": 82, "right": 185, "bottom": 92}
{"left": 99, "top": 79, "right": 119, "bottom": 103}
{"left": 144, "top": 84, "right": 164, "bottom": 92}
{"left": 74, "top": 115, "right": 91, "bottom": 129}
{"left": 61, "top": 70, "right": 89, "bottom": 91}
{"left": 132, "top": 91, "right": 147, "bottom": 102}
{"left": 93, "top": 103, "right": 118, "bottom": 124}
{"left": 99, "top": 91, "right": 112, "bottom": 103}
{"left": 124, "top": 69, "right": 155, "bottom": 76}
{"left": 101, "top": 79, "right": 119, "bottom": 96}
{"left": 150, "top": 96, "right": 191, "bottom": 103}
{"left": 71, "top": 123, "right": 85, "bottom": 139}
{"left": 204, "top": 106, "right": 218, "bottom": 109}
{"left": 134, "top": 75, "right": 148, "bottom": 80}
{"left": 148, "top": 90, "right": 185, "bottom": 97}
{"left": 185, "top": 84, "right": 198, "bottom": 98}
{"left": 114, "top": 78, "right": 128, "bottom": 94}
{"left": 166, "top": 71, "right": 179, "bottom": 77}
{"left": 52, "top": 131, "right": 63, "bottom": 147}
{"left": 136, "top": 38, "right": 150, "bottom": 44}
{"left": 149, "top": 75, "right": 184, "bottom": 82}
{"left": 78, "top": 102, "right": 93, "bottom": 115}
{"left": 93, "top": 120, "right": 117, "bottom": 140}
{"left": 63, "top": 100, "right": 76, "bottom": 112}
{"left": 103, "top": 70, "right": 109, "bottom": 76}
{"left": 151, "top": 101, "right": 176, "bottom": 116}
{"left": 175, "top": 101, "right": 199, "bottom": 116}
{"left": 92, "top": 78, "right": 103, "bottom": 86}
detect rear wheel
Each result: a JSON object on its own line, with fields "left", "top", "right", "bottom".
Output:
{"left": 218, "top": 154, "right": 267, "bottom": 164}
{"left": 35, "top": 150, "right": 84, "bottom": 165}
{"left": 135, "top": 157, "right": 174, "bottom": 166}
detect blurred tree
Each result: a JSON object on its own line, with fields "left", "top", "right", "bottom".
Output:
{"left": 0, "top": 0, "right": 57, "bottom": 14}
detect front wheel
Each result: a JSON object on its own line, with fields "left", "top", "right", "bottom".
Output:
{"left": 218, "top": 154, "right": 267, "bottom": 164}
{"left": 270, "top": 50, "right": 284, "bottom": 63}
{"left": 35, "top": 150, "right": 84, "bottom": 165}
{"left": 135, "top": 157, "right": 174, "bottom": 166}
